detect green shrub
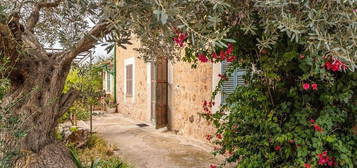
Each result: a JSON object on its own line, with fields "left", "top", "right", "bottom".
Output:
{"left": 61, "top": 66, "right": 103, "bottom": 123}
{"left": 68, "top": 134, "right": 130, "bottom": 168}
{"left": 202, "top": 27, "right": 357, "bottom": 167}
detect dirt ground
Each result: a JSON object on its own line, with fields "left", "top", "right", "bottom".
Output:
{"left": 85, "top": 112, "right": 227, "bottom": 168}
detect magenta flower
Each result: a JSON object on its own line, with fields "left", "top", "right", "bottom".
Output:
{"left": 274, "top": 146, "right": 281, "bottom": 151}
{"left": 226, "top": 56, "right": 237, "bottom": 62}
{"left": 225, "top": 43, "right": 234, "bottom": 55}
{"left": 311, "top": 83, "right": 318, "bottom": 90}
{"left": 209, "top": 164, "right": 217, "bottom": 168}
{"left": 198, "top": 53, "right": 208, "bottom": 63}
{"left": 303, "top": 83, "right": 310, "bottom": 90}
{"left": 173, "top": 32, "right": 188, "bottom": 47}
{"left": 304, "top": 163, "right": 311, "bottom": 168}
{"left": 313, "top": 124, "right": 323, "bottom": 132}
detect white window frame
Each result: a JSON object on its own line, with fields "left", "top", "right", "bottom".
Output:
{"left": 211, "top": 62, "right": 222, "bottom": 113}
{"left": 124, "top": 57, "right": 135, "bottom": 102}
{"left": 212, "top": 62, "right": 246, "bottom": 112}
{"left": 106, "top": 71, "right": 112, "bottom": 94}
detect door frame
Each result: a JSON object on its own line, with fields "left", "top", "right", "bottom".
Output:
{"left": 147, "top": 60, "right": 168, "bottom": 128}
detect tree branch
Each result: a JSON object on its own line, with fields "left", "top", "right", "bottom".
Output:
{"left": 61, "top": 21, "right": 111, "bottom": 65}
{"left": 26, "top": 0, "right": 63, "bottom": 31}
{"left": 22, "top": 30, "right": 48, "bottom": 60}
{"left": 57, "top": 89, "right": 80, "bottom": 118}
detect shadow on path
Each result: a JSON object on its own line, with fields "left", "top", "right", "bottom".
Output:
{"left": 89, "top": 112, "right": 225, "bottom": 168}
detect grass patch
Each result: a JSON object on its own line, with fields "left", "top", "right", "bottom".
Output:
{"left": 68, "top": 134, "right": 131, "bottom": 168}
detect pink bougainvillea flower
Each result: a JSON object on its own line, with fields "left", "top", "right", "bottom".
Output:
{"left": 328, "top": 160, "right": 334, "bottom": 166}
{"left": 313, "top": 124, "right": 323, "bottom": 132}
{"left": 205, "top": 134, "right": 212, "bottom": 141}
{"left": 202, "top": 101, "right": 211, "bottom": 114}
{"left": 228, "top": 151, "right": 234, "bottom": 155}
{"left": 173, "top": 32, "right": 188, "bottom": 47}
{"left": 208, "top": 101, "right": 215, "bottom": 107}
{"left": 209, "top": 164, "right": 217, "bottom": 168}
{"left": 353, "top": 9, "right": 357, "bottom": 13}
{"left": 325, "top": 61, "right": 332, "bottom": 70}
{"left": 288, "top": 139, "right": 295, "bottom": 144}
{"left": 203, "top": 100, "right": 207, "bottom": 107}
{"left": 303, "top": 83, "right": 310, "bottom": 90}
{"left": 309, "top": 119, "right": 315, "bottom": 123}
{"left": 219, "top": 50, "right": 226, "bottom": 60}
{"left": 202, "top": 100, "right": 215, "bottom": 115}
{"left": 324, "top": 58, "right": 348, "bottom": 72}
{"left": 274, "top": 145, "right": 281, "bottom": 151}
{"left": 198, "top": 53, "right": 209, "bottom": 63}
{"left": 317, "top": 152, "right": 336, "bottom": 166}
{"left": 218, "top": 74, "right": 228, "bottom": 80}
{"left": 212, "top": 52, "right": 219, "bottom": 59}
{"left": 225, "top": 43, "right": 234, "bottom": 55}
{"left": 203, "top": 107, "right": 211, "bottom": 114}
{"left": 317, "top": 151, "right": 335, "bottom": 166}
{"left": 311, "top": 83, "right": 318, "bottom": 90}
{"left": 299, "top": 54, "right": 305, "bottom": 59}
{"left": 328, "top": 157, "right": 336, "bottom": 166}
{"left": 304, "top": 163, "right": 311, "bottom": 168}
{"left": 331, "top": 61, "right": 341, "bottom": 72}
{"left": 226, "top": 56, "right": 237, "bottom": 62}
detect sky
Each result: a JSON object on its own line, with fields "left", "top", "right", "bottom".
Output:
{"left": 82, "top": 18, "right": 114, "bottom": 63}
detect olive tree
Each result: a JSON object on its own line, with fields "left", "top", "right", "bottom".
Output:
{"left": 0, "top": 0, "right": 356, "bottom": 167}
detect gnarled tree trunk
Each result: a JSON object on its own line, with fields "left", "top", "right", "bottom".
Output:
{"left": 0, "top": 11, "right": 109, "bottom": 167}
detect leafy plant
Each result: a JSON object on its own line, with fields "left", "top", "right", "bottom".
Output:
{"left": 68, "top": 134, "right": 130, "bottom": 168}
{"left": 61, "top": 66, "right": 103, "bottom": 123}
{"left": 202, "top": 22, "right": 357, "bottom": 167}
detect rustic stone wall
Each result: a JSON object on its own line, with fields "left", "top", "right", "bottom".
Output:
{"left": 115, "top": 38, "right": 150, "bottom": 122}
{"left": 115, "top": 39, "right": 216, "bottom": 141}
{"left": 168, "top": 61, "right": 216, "bottom": 141}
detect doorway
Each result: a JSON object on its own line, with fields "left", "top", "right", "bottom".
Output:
{"left": 148, "top": 59, "right": 168, "bottom": 128}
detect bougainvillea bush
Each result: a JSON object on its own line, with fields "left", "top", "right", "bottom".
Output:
{"left": 198, "top": 14, "right": 357, "bottom": 168}
{"left": 141, "top": 1, "right": 357, "bottom": 167}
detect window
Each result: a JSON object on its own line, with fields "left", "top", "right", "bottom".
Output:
{"left": 221, "top": 61, "right": 246, "bottom": 103}
{"left": 125, "top": 64, "right": 133, "bottom": 97}
{"left": 124, "top": 57, "right": 135, "bottom": 101}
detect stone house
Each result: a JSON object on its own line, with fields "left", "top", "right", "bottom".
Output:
{"left": 114, "top": 38, "right": 245, "bottom": 141}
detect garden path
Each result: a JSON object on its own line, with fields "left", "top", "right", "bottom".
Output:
{"left": 85, "top": 112, "right": 227, "bottom": 168}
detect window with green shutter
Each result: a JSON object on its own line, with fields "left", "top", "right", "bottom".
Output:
{"left": 221, "top": 61, "right": 246, "bottom": 104}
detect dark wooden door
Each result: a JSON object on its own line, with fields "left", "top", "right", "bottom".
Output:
{"left": 155, "top": 59, "right": 168, "bottom": 128}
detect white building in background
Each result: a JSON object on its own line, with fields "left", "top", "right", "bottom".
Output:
{"left": 101, "top": 60, "right": 115, "bottom": 98}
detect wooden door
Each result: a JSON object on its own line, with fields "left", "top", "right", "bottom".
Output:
{"left": 155, "top": 59, "right": 168, "bottom": 128}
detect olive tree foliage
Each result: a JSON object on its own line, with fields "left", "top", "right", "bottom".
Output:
{"left": 116, "top": 0, "right": 357, "bottom": 69}
{"left": 1, "top": 0, "right": 355, "bottom": 74}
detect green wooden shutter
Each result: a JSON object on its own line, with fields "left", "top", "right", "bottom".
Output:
{"left": 236, "top": 69, "right": 246, "bottom": 86}
{"left": 221, "top": 61, "right": 246, "bottom": 104}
